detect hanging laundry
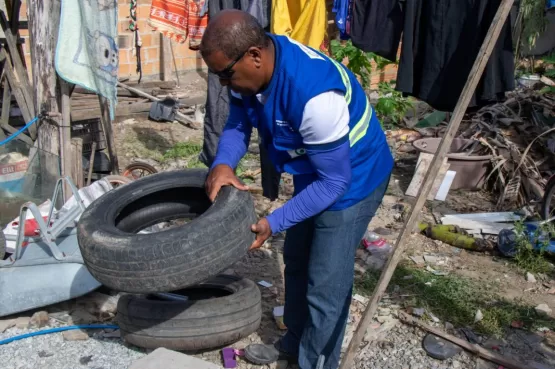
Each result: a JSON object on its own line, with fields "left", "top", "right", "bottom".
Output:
{"left": 247, "top": 0, "right": 271, "bottom": 29}
{"left": 394, "top": 0, "right": 515, "bottom": 112}
{"left": 350, "top": 0, "right": 403, "bottom": 61}
{"left": 55, "top": 0, "right": 118, "bottom": 119}
{"left": 148, "top": 0, "right": 209, "bottom": 50}
{"left": 208, "top": 0, "right": 251, "bottom": 18}
{"left": 332, "top": 0, "right": 353, "bottom": 39}
{"left": 271, "top": 0, "right": 327, "bottom": 51}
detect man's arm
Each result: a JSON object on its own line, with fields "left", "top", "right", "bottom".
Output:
{"left": 266, "top": 90, "right": 352, "bottom": 233}
{"left": 211, "top": 93, "right": 253, "bottom": 170}
{"left": 205, "top": 93, "right": 253, "bottom": 202}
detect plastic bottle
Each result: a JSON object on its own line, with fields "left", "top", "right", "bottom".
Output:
{"left": 361, "top": 231, "right": 392, "bottom": 255}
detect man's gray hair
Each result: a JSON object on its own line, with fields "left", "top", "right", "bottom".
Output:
{"left": 200, "top": 10, "right": 269, "bottom": 60}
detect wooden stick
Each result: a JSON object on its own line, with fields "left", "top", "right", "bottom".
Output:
{"left": 161, "top": 34, "right": 172, "bottom": 82}
{"left": 60, "top": 80, "right": 73, "bottom": 201}
{"left": 399, "top": 312, "right": 528, "bottom": 369}
{"left": 86, "top": 141, "right": 97, "bottom": 187}
{"left": 116, "top": 81, "right": 199, "bottom": 128}
{"left": 338, "top": 0, "right": 516, "bottom": 367}
{"left": 98, "top": 96, "right": 120, "bottom": 175}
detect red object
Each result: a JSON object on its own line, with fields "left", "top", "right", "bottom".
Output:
{"left": 11, "top": 216, "right": 48, "bottom": 237}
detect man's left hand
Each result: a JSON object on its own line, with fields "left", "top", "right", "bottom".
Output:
{"left": 250, "top": 218, "right": 272, "bottom": 250}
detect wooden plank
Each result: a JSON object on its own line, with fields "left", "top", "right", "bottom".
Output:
{"left": 441, "top": 212, "right": 522, "bottom": 223}
{"left": 161, "top": 34, "right": 172, "bottom": 82}
{"left": 1, "top": 48, "right": 32, "bottom": 123}
{"left": 405, "top": 153, "right": 450, "bottom": 200}
{"left": 61, "top": 81, "right": 73, "bottom": 200}
{"left": 1, "top": 122, "right": 33, "bottom": 145}
{"left": 1, "top": 75, "right": 11, "bottom": 128}
{"left": 70, "top": 137, "right": 83, "bottom": 188}
{"left": 0, "top": 11, "right": 35, "bottom": 130}
{"left": 399, "top": 312, "right": 528, "bottom": 369}
{"left": 338, "top": 1, "right": 517, "bottom": 368}
{"left": 28, "top": 0, "right": 62, "bottom": 194}
{"left": 70, "top": 101, "right": 153, "bottom": 121}
{"left": 98, "top": 96, "right": 119, "bottom": 174}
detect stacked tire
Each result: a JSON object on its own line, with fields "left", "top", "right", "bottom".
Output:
{"left": 77, "top": 169, "right": 261, "bottom": 351}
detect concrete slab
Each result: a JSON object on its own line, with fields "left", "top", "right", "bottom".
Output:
{"left": 128, "top": 348, "right": 222, "bottom": 369}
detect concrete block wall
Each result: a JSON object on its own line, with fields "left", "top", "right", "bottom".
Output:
{"left": 17, "top": 0, "right": 398, "bottom": 87}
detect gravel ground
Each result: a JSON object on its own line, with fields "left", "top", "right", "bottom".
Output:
{"left": 0, "top": 326, "right": 145, "bottom": 369}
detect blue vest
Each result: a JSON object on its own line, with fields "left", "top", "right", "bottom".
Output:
{"left": 238, "top": 34, "right": 393, "bottom": 210}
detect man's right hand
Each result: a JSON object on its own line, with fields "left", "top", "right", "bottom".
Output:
{"left": 205, "top": 164, "right": 249, "bottom": 202}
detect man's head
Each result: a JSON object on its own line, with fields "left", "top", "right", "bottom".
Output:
{"left": 200, "top": 10, "right": 273, "bottom": 96}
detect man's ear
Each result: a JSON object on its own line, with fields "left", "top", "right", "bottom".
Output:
{"left": 248, "top": 47, "right": 263, "bottom": 67}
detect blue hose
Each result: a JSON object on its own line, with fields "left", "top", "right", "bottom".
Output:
{"left": 0, "top": 324, "right": 119, "bottom": 345}
{"left": 0, "top": 116, "right": 39, "bottom": 147}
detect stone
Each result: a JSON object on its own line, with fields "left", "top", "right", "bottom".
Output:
{"left": 452, "top": 361, "right": 462, "bottom": 369}
{"left": 30, "top": 311, "right": 49, "bottom": 328}
{"left": 364, "top": 317, "right": 399, "bottom": 342}
{"left": 15, "top": 317, "right": 30, "bottom": 329}
{"left": 80, "top": 355, "right": 94, "bottom": 365}
{"left": 276, "top": 360, "right": 288, "bottom": 369}
{"left": 129, "top": 348, "right": 221, "bottom": 369}
{"left": 374, "top": 227, "right": 393, "bottom": 236}
{"left": 422, "top": 334, "right": 462, "bottom": 360}
{"left": 378, "top": 308, "right": 391, "bottom": 316}
{"left": 423, "top": 255, "right": 440, "bottom": 264}
{"left": 0, "top": 319, "right": 15, "bottom": 333}
{"left": 474, "top": 310, "right": 484, "bottom": 323}
{"left": 355, "top": 249, "right": 368, "bottom": 261}
{"left": 535, "top": 304, "right": 553, "bottom": 317}
{"left": 62, "top": 329, "right": 89, "bottom": 341}
{"left": 377, "top": 316, "right": 390, "bottom": 323}
{"left": 411, "top": 308, "right": 425, "bottom": 317}
{"left": 527, "top": 272, "right": 537, "bottom": 283}
{"left": 409, "top": 256, "right": 425, "bottom": 266}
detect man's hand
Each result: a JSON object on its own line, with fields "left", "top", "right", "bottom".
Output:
{"left": 250, "top": 218, "right": 272, "bottom": 250}
{"left": 205, "top": 164, "right": 249, "bottom": 202}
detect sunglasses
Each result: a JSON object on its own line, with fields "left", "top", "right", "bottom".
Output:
{"left": 210, "top": 51, "right": 247, "bottom": 80}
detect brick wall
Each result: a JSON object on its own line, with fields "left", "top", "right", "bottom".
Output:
{"left": 18, "top": 0, "right": 204, "bottom": 82}
{"left": 18, "top": 0, "right": 398, "bottom": 86}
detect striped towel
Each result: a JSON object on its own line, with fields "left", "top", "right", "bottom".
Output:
{"left": 148, "top": 0, "right": 209, "bottom": 50}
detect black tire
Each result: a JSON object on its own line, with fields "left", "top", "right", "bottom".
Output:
{"left": 77, "top": 169, "right": 256, "bottom": 293}
{"left": 542, "top": 176, "right": 555, "bottom": 220}
{"left": 117, "top": 275, "right": 262, "bottom": 351}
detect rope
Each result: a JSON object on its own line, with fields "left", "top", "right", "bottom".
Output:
{"left": 0, "top": 116, "right": 39, "bottom": 147}
{"left": 0, "top": 324, "right": 119, "bottom": 345}
{"left": 129, "top": 0, "right": 143, "bottom": 83}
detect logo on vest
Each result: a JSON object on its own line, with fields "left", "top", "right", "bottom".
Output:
{"left": 288, "top": 148, "right": 306, "bottom": 159}
{"left": 276, "top": 120, "right": 295, "bottom": 132}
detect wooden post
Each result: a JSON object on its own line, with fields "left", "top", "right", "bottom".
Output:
{"left": 70, "top": 137, "right": 83, "bottom": 188}
{"left": 161, "top": 34, "right": 172, "bottom": 82}
{"left": 60, "top": 80, "right": 73, "bottom": 200}
{"left": 98, "top": 96, "right": 119, "bottom": 174}
{"left": 338, "top": 0, "right": 516, "bottom": 368}
{"left": 28, "top": 0, "right": 62, "bottom": 200}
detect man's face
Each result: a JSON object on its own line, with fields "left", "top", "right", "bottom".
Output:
{"left": 203, "top": 47, "right": 264, "bottom": 96}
